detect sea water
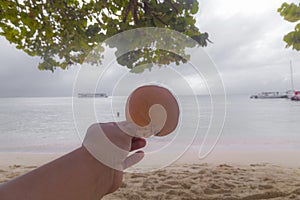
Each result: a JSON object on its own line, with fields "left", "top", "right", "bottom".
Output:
{"left": 0, "top": 95, "right": 299, "bottom": 154}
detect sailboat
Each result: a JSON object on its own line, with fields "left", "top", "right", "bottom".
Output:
{"left": 250, "top": 60, "right": 297, "bottom": 99}
{"left": 284, "top": 60, "right": 296, "bottom": 99}
{"left": 289, "top": 60, "right": 300, "bottom": 101}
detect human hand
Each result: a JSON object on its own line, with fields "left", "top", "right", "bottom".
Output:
{"left": 83, "top": 122, "right": 146, "bottom": 194}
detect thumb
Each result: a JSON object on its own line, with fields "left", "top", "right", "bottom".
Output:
{"left": 123, "top": 151, "right": 145, "bottom": 169}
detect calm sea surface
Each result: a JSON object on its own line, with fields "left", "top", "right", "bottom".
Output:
{"left": 0, "top": 95, "right": 299, "bottom": 153}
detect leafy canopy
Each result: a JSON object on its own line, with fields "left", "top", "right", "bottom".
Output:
{"left": 278, "top": 2, "right": 300, "bottom": 50}
{"left": 0, "top": 0, "right": 210, "bottom": 72}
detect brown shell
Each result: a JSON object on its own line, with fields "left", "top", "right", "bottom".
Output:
{"left": 125, "top": 85, "right": 179, "bottom": 136}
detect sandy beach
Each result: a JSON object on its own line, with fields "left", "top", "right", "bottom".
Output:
{"left": 105, "top": 163, "right": 300, "bottom": 200}
{"left": 1, "top": 152, "right": 300, "bottom": 200}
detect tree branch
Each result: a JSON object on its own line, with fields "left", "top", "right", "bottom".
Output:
{"left": 166, "top": 0, "right": 178, "bottom": 14}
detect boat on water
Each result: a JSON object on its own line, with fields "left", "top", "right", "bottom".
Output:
{"left": 78, "top": 93, "right": 108, "bottom": 98}
{"left": 285, "top": 90, "right": 296, "bottom": 99}
{"left": 251, "top": 61, "right": 298, "bottom": 100}
{"left": 291, "top": 91, "right": 300, "bottom": 101}
{"left": 250, "top": 92, "right": 288, "bottom": 99}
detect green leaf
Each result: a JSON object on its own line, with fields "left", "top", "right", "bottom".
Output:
{"left": 0, "top": 0, "right": 208, "bottom": 71}
{"left": 279, "top": 2, "right": 300, "bottom": 51}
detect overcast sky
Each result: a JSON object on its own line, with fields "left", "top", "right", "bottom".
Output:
{"left": 0, "top": 0, "right": 300, "bottom": 97}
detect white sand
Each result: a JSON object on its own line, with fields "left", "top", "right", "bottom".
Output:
{"left": 1, "top": 151, "right": 300, "bottom": 199}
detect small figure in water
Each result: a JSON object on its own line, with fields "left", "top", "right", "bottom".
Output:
{"left": 117, "top": 112, "right": 120, "bottom": 117}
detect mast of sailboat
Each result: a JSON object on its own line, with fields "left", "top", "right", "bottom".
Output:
{"left": 290, "top": 60, "right": 295, "bottom": 91}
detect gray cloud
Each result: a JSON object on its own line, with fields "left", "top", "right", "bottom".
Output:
{"left": 198, "top": 0, "right": 300, "bottom": 94}
{"left": 1, "top": 0, "right": 300, "bottom": 97}
{"left": 0, "top": 38, "right": 78, "bottom": 97}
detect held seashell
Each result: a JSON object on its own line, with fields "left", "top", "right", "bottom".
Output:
{"left": 125, "top": 85, "right": 179, "bottom": 137}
